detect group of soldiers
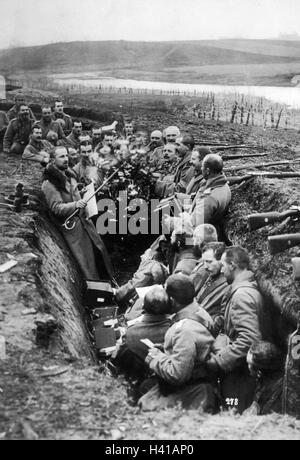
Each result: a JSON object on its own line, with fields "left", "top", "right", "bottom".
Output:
{"left": 0, "top": 93, "right": 283, "bottom": 416}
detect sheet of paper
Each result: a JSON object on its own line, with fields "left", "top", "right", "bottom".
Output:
{"left": 84, "top": 182, "right": 98, "bottom": 219}
{"left": 140, "top": 338, "right": 155, "bottom": 349}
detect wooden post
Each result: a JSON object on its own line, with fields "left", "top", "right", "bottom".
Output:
{"left": 276, "top": 109, "right": 283, "bottom": 130}
{"left": 240, "top": 106, "right": 244, "bottom": 124}
{"left": 230, "top": 102, "right": 238, "bottom": 124}
{"left": 211, "top": 104, "right": 215, "bottom": 120}
{"left": 246, "top": 105, "right": 252, "bottom": 126}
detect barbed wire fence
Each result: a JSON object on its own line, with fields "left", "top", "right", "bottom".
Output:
{"left": 11, "top": 75, "right": 300, "bottom": 131}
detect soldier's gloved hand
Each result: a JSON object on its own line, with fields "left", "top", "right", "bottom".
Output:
{"left": 75, "top": 199, "right": 87, "bottom": 209}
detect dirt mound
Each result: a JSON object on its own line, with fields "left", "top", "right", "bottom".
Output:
{"left": 0, "top": 158, "right": 93, "bottom": 360}
{"left": 1, "top": 345, "right": 299, "bottom": 440}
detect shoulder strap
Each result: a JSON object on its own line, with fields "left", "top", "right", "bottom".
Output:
{"left": 185, "top": 313, "right": 213, "bottom": 335}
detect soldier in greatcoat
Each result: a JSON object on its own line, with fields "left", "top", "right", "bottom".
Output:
{"left": 42, "top": 146, "right": 114, "bottom": 281}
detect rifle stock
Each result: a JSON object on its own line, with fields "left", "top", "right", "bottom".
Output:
{"left": 268, "top": 234, "right": 300, "bottom": 255}
{"left": 227, "top": 175, "right": 253, "bottom": 185}
{"left": 292, "top": 257, "right": 300, "bottom": 280}
{"left": 248, "top": 210, "right": 298, "bottom": 231}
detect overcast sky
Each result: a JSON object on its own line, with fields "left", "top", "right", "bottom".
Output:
{"left": 0, "top": 0, "right": 300, "bottom": 49}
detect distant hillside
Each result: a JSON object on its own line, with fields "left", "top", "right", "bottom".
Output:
{"left": 203, "top": 39, "right": 300, "bottom": 58}
{"left": 0, "top": 39, "right": 300, "bottom": 73}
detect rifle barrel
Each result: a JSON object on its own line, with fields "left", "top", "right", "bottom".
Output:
{"left": 224, "top": 159, "right": 296, "bottom": 172}
{"left": 249, "top": 172, "right": 300, "bottom": 178}
{"left": 211, "top": 144, "right": 261, "bottom": 151}
{"left": 222, "top": 153, "right": 269, "bottom": 160}
{"left": 227, "top": 175, "right": 253, "bottom": 185}
{"left": 292, "top": 257, "right": 300, "bottom": 280}
{"left": 227, "top": 172, "right": 300, "bottom": 183}
{"left": 248, "top": 210, "right": 299, "bottom": 231}
{"left": 268, "top": 233, "right": 300, "bottom": 255}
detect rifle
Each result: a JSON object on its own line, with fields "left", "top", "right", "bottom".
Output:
{"left": 226, "top": 175, "right": 253, "bottom": 186}
{"left": 268, "top": 233, "right": 300, "bottom": 255}
{"left": 210, "top": 144, "right": 261, "bottom": 151}
{"left": 249, "top": 172, "right": 300, "bottom": 178}
{"left": 292, "top": 257, "right": 300, "bottom": 280}
{"left": 222, "top": 153, "right": 269, "bottom": 160}
{"left": 227, "top": 172, "right": 300, "bottom": 186}
{"left": 247, "top": 206, "right": 300, "bottom": 231}
{"left": 224, "top": 159, "right": 300, "bottom": 173}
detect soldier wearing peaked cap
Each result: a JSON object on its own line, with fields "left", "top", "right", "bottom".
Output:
{"left": 7, "top": 93, "right": 36, "bottom": 122}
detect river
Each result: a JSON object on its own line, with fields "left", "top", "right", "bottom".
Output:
{"left": 53, "top": 75, "right": 300, "bottom": 109}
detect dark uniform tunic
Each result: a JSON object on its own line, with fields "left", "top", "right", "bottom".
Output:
{"left": 190, "top": 174, "right": 231, "bottom": 241}
{"left": 3, "top": 117, "right": 35, "bottom": 154}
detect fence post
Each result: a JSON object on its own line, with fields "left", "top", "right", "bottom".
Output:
{"left": 276, "top": 109, "right": 283, "bottom": 130}
{"left": 230, "top": 102, "right": 238, "bottom": 123}
{"left": 240, "top": 106, "right": 244, "bottom": 124}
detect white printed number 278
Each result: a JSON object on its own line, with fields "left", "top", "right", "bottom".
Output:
{"left": 291, "top": 335, "right": 300, "bottom": 360}
{"left": 226, "top": 398, "right": 239, "bottom": 407}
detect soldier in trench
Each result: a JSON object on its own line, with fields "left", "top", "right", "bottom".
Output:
{"left": 35, "top": 106, "right": 65, "bottom": 141}
{"left": 207, "top": 246, "right": 263, "bottom": 414}
{"left": 139, "top": 274, "right": 216, "bottom": 412}
{"left": 52, "top": 100, "right": 73, "bottom": 136}
{"left": 3, "top": 104, "right": 36, "bottom": 155}
{"left": 42, "top": 146, "right": 114, "bottom": 282}
{"left": 7, "top": 93, "right": 36, "bottom": 122}
{"left": 22, "top": 126, "right": 53, "bottom": 164}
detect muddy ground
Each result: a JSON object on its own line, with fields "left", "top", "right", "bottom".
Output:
{"left": 1, "top": 89, "right": 300, "bottom": 440}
